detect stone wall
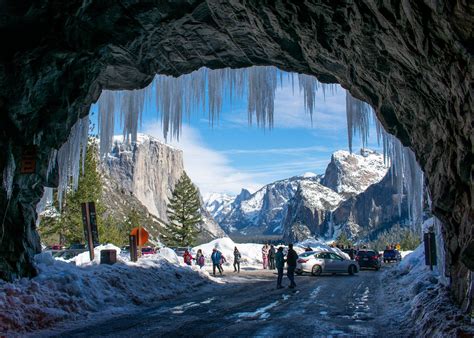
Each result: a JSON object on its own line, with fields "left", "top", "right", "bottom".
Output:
{"left": 0, "top": 1, "right": 471, "bottom": 307}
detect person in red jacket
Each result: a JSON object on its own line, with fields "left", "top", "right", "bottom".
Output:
{"left": 183, "top": 249, "right": 193, "bottom": 266}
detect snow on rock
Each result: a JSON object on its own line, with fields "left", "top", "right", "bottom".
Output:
{"left": 321, "top": 149, "right": 388, "bottom": 198}
{"left": 297, "top": 180, "right": 343, "bottom": 211}
{"left": 193, "top": 237, "right": 264, "bottom": 267}
{"left": 382, "top": 245, "right": 473, "bottom": 336}
{"left": 64, "top": 244, "right": 121, "bottom": 266}
{"left": 0, "top": 249, "right": 215, "bottom": 334}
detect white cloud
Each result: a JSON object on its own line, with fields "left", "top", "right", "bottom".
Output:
{"left": 220, "top": 145, "right": 330, "bottom": 155}
{"left": 143, "top": 122, "right": 265, "bottom": 195}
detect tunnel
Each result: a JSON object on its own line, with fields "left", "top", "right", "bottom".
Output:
{"left": 0, "top": 0, "right": 472, "bottom": 312}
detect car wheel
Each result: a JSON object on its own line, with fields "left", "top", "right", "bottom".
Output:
{"left": 311, "top": 265, "right": 322, "bottom": 276}
{"left": 348, "top": 265, "right": 357, "bottom": 275}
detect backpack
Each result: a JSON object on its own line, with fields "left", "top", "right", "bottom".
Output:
{"left": 198, "top": 255, "right": 205, "bottom": 266}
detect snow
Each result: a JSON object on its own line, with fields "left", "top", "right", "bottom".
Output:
{"left": 330, "top": 149, "right": 388, "bottom": 196}
{"left": 382, "top": 245, "right": 474, "bottom": 336}
{"left": 298, "top": 180, "right": 343, "bottom": 210}
{"left": 193, "top": 237, "right": 264, "bottom": 267}
{"left": 302, "top": 172, "right": 317, "bottom": 178}
{"left": 0, "top": 247, "right": 216, "bottom": 334}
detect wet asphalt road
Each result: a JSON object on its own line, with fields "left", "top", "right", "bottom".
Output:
{"left": 39, "top": 267, "right": 401, "bottom": 337}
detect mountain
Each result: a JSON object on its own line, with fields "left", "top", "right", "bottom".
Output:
{"left": 206, "top": 148, "right": 408, "bottom": 242}
{"left": 102, "top": 134, "right": 226, "bottom": 243}
{"left": 321, "top": 149, "right": 388, "bottom": 198}
{"left": 206, "top": 175, "right": 322, "bottom": 237}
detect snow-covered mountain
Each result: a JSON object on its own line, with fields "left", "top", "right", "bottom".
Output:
{"left": 103, "top": 134, "right": 226, "bottom": 243}
{"left": 205, "top": 148, "right": 405, "bottom": 241}
{"left": 321, "top": 149, "right": 388, "bottom": 198}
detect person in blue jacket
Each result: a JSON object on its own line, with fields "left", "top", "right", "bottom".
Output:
{"left": 275, "top": 246, "right": 285, "bottom": 289}
{"left": 211, "top": 248, "right": 223, "bottom": 276}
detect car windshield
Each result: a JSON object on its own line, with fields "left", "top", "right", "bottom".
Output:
{"left": 358, "top": 251, "right": 377, "bottom": 257}
{"left": 299, "top": 251, "right": 315, "bottom": 258}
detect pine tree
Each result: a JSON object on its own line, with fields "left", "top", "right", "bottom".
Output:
{"left": 166, "top": 172, "right": 202, "bottom": 246}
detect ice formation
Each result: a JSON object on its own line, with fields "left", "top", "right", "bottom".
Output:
{"left": 2, "top": 145, "right": 15, "bottom": 200}
{"left": 54, "top": 66, "right": 425, "bottom": 231}
{"left": 56, "top": 116, "right": 89, "bottom": 209}
{"left": 345, "top": 94, "right": 425, "bottom": 229}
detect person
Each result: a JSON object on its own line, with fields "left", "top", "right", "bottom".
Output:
{"left": 275, "top": 246, "right": 285, "bottom": 289}
{"left": 286, "top": 243, "right": 298, "bottom": 288}
{"left": 211, "top": 248, "right": 223, "bottom": 276}
{"left": 196, "top": 249, "right": 205, "bottom": 269}
{"left": 268, "top": 245, "right": 276, "bottom": 269}
{"left": 183, "top": 249, "right": 193, "bottom": 266}
{"left": 262, "top": 244, "right": 269, "bottom": 269}
{"left": 233, "top": 247, "right": 241, "bottom": 273}
{"left": 220, "top": 252, "right": 227, "bottom": 272}
{"left": 305, "top": 246, "right": 312, "bottom": 252}
{"left": 348, "top": 246, "right": 355, "bottom": 260}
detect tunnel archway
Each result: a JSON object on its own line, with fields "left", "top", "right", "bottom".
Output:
{"left": 0, "top": 1, "right": 472, "bottom": 308}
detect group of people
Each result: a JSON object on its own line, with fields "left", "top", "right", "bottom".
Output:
{"left": 182, "top": 243, "right": 300, "bottom": 289}
{"left": 261, "top": 244, "right": 276, "bottom": 269}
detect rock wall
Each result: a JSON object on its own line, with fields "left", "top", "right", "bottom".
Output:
{"left": 0, "top": 1, "right": 471, "bottom": 307}
{"left": 105, "top": 135, "right": 184, "bottom": 221}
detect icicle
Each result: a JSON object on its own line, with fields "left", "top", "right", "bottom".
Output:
{"left": 345, "top": 92, "right": 371, "bottom": 153}
{"left": 97, "top": 90, "right": 116, "bottom": 159}
{"left": 2, "top": 145, "right": 15, "bottom": 200}
{"left": 57, "top": 116, "right": 89, "bottom": 209}
{"left": 46, "top": 149, "right": 58, "bottom": 181}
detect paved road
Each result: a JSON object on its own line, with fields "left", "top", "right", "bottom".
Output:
{"left": 40, "top": 267, "right": 401, "bottom": 337}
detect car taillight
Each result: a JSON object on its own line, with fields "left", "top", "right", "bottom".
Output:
{"left": 297, "top": 259, "right": 308, "bottom": 263}
{"left": 373, "top": 255, "right": 379, "bottom": 260}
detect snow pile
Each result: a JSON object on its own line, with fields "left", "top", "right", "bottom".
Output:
{"left": 0, "top": 249, "right": 215, "bottom": 334}
{"left": 382, "top": 245, "right": 473, "bottom": 336}
{"left": 63, "top": 244, "right": 121, "bottom": 266}
{"left": 193, "top": 237, "right": 264, "bottom": 267}
{"left": 295, "top": 238, "right": 350, "bottom": 259}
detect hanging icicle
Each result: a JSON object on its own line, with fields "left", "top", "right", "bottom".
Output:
{"left": 346, "top": 92, "right": 425, "bottom": 229}
{"left": 57, "top": 116, "right": 89, "bottom": 209}
{"left": 2, "top": 145, "right": 15, "bottom": 200}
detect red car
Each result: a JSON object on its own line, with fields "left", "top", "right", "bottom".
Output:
{"left": 141, "top": 247, "right": 156, "bottom": 255}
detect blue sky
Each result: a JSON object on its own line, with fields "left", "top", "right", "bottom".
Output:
{"left": 91, "top": 71, "right": 381, "bottom": 196}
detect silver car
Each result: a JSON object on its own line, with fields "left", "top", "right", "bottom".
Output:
{"left": 295, "top": 251, "right": 359, "bottom": 276}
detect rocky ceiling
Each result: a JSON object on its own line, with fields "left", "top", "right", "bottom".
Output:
{"left": 0, "top": 1, "right": 472, "bottom": 308}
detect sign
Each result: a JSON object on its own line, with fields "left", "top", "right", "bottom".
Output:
{"left": 20, "top": 146, "right": 37, "bottom": 174}
{"left": 81, "top": 202, "right": 100, "bottom": 261}
{"left": 129, "top": 235, "right": 138, "bottom": 262}
{"left": 130, "top": 227, "right": 149, "bottom": 246}
{"left": 424, "top": 232, "right": 437, "bottom": 269}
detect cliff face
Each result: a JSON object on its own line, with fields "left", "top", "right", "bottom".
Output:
{"left": 103, "top": 134, "right": 226, "bottom": 242}
{"left": 104, "top": 134, "right": 183, "bottom": 221}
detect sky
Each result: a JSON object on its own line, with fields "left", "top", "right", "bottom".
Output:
{"left": 91, "top": 71, "right": 382, "bottom": 196}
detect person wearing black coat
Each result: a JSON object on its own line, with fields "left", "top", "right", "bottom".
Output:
{"left": 268, "top": 245, "right": 276, "bottom": 269}
{"left": 286, "top": 243, "right": 298, "bottom": 288}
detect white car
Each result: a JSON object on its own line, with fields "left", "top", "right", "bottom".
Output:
{"left": 295, "top": 251, "right": 359, "bottom": 276}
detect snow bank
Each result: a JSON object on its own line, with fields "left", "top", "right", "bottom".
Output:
{"left": 382, "top": 245, "right": 473, "bottom": 336}
{"left": 0, "top": 248, "right": 215, "bottom": 334}
{"left": 295, "top": 238, "right": 350, "bottom": 259}
{"left": 193, "top": 237, "right": 264, "bottom": 267}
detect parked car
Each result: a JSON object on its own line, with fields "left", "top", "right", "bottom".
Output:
{"left": 295, "top": 251, "right": 359, "bottom": 276}
{"left": 68, "top": 243, "right": 86, "bottom": 250}
{"left": 173, "top": 247, "right": 191, "bottom": 257}
{"left": 383, "top": 249, "right": 402, "bottom": 263}
{"left": 356, "top": 250, "right": 381, "bottom": 270}
{"left": 141, "top": 247, "right": 156, "bottom": 255}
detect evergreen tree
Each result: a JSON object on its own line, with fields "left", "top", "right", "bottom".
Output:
{"left": 166, "top": 172, "right": 202, "bottom": 246}
{"left": 336, "top": 232, "right": 353, "bottom": 248}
